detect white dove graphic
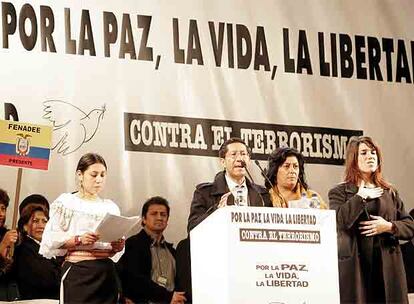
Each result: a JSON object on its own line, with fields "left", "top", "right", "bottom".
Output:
{"left": 43, "top": 100, "right": 106, "bottom": 156}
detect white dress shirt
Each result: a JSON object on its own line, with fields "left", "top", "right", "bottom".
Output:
{"left": 225, "top": 174, "right": 249, "bottom": 206}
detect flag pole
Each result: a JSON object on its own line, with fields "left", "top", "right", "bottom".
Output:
{"left": 6, "top": 167, "right": 23, "bottom": 259}
{"left": 12, "top": 167, "right": 23, "bottom": 229}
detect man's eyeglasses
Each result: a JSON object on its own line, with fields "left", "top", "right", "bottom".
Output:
{"left": 226, "top": 151, "right": 249, "bottom": 159}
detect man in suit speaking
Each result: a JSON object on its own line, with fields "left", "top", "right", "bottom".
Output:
{"left": 188, "top": 137, "right": 272, "bottom": 231}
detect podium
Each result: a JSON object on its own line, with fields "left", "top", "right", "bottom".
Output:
{"left": 190, "top": 206, "right": 340, "bottom": 304}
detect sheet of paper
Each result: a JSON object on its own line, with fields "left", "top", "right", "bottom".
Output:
{"left": 94, "top": 213, "right": 141, "bottom": 242}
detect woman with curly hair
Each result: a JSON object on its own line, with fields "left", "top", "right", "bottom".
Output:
{"left": 265, "top": 147, "right": 327, "bottom": 209}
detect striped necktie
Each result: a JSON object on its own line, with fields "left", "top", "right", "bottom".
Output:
{"left": 235, "top": 185, "right": 247, "bottom": 206}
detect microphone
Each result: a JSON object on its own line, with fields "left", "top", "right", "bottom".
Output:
{"left": 240, "top": 160, "right": 265, "bottom": 207}
{"left": 254, "top": 159, "right": 274, "bottom": 189}
{"left": 240, "top": 160, "right": 255, "bottom": 184}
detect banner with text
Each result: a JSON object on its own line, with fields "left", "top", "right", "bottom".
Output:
{"left": 0, "top": 0, "right": 413, "bottom": 242}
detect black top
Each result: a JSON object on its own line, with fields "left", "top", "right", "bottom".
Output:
{"left": 187, "top": 171, "right": 272, "bottom": 231}
{"left": 175, "top": 236, "right": 192, "bottom": 303}
{"left": 117, "top": 229, "right": 176, "bottom": 304}
{"left": 13, "top": 236, "right": 60, "bottom": 300}
{"left": 0, "top": 227, "right": 7, "bottom": 241}
{"left": 402, "top": 239, "right": 414, "bottom": 293}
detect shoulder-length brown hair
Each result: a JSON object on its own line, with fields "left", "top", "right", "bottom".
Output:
{"left": 344, "top": 136, "right": 392, "bottom": 189}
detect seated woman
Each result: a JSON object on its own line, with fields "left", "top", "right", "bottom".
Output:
{"left": 19, "top": 193, "right": 50, "bottom": 217}
{"left": 265, "top": 147, "right": 327, "bottom": 208}
{"left": 13, "top": 203, "right": 60, "bottom": 300}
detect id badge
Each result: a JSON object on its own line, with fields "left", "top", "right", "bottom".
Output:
{"left": 156, "top": 276, "right": 167, "bottom": 287}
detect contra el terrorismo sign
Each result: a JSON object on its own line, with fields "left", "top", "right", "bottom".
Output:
{"left": 124, "top": 112, "right": 362, "bottom": 165}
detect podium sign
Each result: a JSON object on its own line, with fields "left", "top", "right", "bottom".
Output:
{"left": 190, "top": 206, "right": 339, "bottom": 304}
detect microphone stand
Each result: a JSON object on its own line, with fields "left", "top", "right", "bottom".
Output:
{"left": 254, "top": 159, "right": 275, "bottom": 190}
{"left": 241, "top": 160, "right": 255, "bottom": 186}
{"left": 195, "top": 159, "right": 270, "bottom": 228}
{"left": 241, "top": 160, "right": 265, "bottom": 207}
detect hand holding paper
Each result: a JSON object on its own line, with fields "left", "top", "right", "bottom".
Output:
{"left": 94, "top": 213, "right": 141, "bottom": 242}
{"left": 111, "top": 238, "right": 125, "bottom": 253}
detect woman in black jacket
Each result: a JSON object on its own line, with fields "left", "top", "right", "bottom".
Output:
{"left": 329, "top": 136, "right": 414, "bottom": 304}
{"left": 14, "top": 203, "right": 60, "bottom": 300}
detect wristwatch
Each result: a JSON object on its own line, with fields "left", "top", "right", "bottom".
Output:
{"left": 74, "top": 235, "right": 82, "bottom": 246}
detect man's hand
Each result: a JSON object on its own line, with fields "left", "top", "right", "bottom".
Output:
{"left": 1, "top": 230, "right": 18, "bottom": 247}
{"left": 359, "top": 215, "right": 393, "bottom": 236}
{"left": 170, "top": 291, "right": 186, "bottom": 304}
{"left": 123, "top": 297, "right": 134, "bottom": 304}
{"left": 217, "top": 192, "right": 232, "bottom": 208}
{"left": 0, "top": 229, "right": 18, "bottom": 258}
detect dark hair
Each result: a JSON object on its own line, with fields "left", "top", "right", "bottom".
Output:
{"left": 344, "top": 136, "right": 391, "bottom": 189}
{"left": 0, "top": 189, "right": 10, "bottom": 207}
{"left": 141, "top": 196, "right": 170, "bottom": 226}
{"left": 17, "top": 204, "right": 49, "bottom": 236}
{"left": 265, "top": 147, "right": 308, "bottom": 190}
{"left": 76, "top": 153, "right": 107, "bottom": 173}
{"left": 218, "top": 137, "right": 250, "bottom": 158}
{"left": 19, "top": 194, "right": 49, "bottom": 215}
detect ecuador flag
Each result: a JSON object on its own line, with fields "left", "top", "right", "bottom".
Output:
{"left": 0, "top": 120, "right": 52, "bottom": 170}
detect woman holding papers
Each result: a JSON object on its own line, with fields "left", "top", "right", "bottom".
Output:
{"left": 265, "top": 147, "right": 327, "bottom": 209}
{"left": 329, "top": 136, "right": 414, "bottom": 304}
{"left": 40, "top": 153, "right": 125, "bottom": 304}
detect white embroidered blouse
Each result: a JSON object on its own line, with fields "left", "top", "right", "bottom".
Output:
{"left": 39, "top": 193, "right": 124, "bottom": 262}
